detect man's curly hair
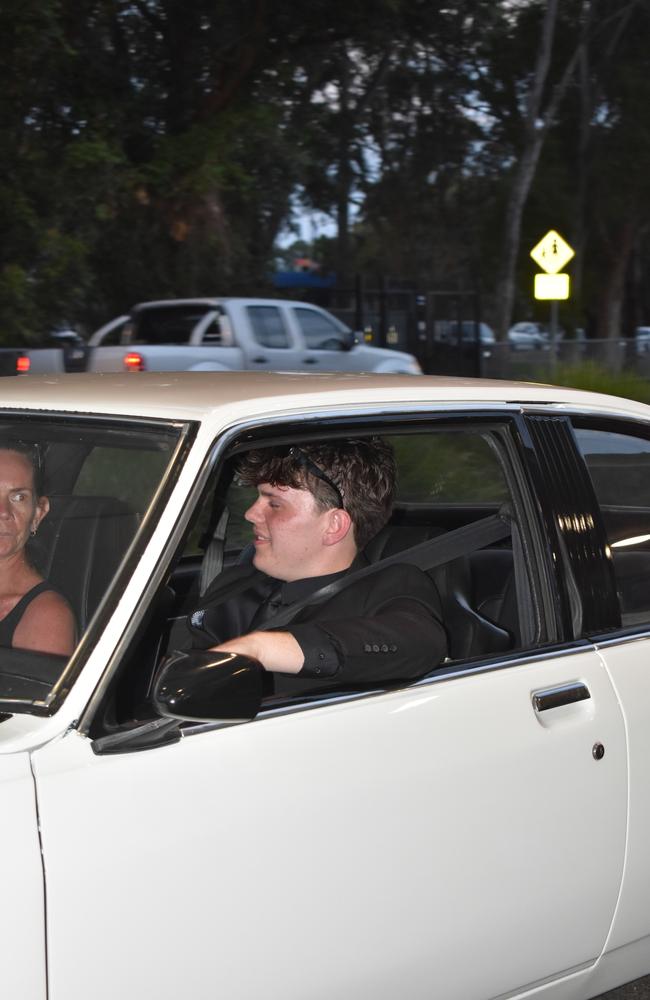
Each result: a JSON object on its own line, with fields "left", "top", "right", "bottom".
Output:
{"left": 236, "top": 438, "right": 396, "bottom": 550}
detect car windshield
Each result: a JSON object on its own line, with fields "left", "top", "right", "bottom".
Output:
{"left": 0, "top": 415, "right": 188, "bottom": 716}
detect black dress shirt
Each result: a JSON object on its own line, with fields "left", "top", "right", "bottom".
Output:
{"left": 187, "top": 555, "right": 448, "bottom": 695}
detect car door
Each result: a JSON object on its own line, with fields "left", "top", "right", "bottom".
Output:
{"left": 32, "top": 651, "right": 626, "bottom": 1000}
{"left": 289, "top": 305, "right": 359, "bottom": 370}
{"left": 31, "top": 413, "right": 627, "bottom": 1000}
{"left": 0, "top": 752, "right": 47, "bottom": 1000}
{"left": 568, "top": 416, "right": 650, "bottom": 988}
{"left": 241, "top": 303, "right": 301, "bottom": 370}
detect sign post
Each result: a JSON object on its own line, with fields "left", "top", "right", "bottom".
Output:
{"left": 530, "top": 230, "right": 575, "bottom": 374}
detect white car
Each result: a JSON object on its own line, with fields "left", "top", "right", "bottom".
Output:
{"left": 3, "top": 370, "right": 650, "bottom": 1000}
{"left": 507, "top": 321, "right": 549, "bottom": 350}
{"left": 435, "top": 319, "right": 496, "bottom": 347}
{"left": 636, "top": 326, "right": 650, "bottom": 354}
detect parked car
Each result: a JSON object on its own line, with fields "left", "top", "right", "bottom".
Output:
{"left": 507, "top": 321, "right": 549, "bottom": 350}
{"left": 3, "top": 370, "right": 650, "bottom": 999}
{"left": 435, "top": 318, "right": 496, "bottom": 346}
{"left": 636, "top": 326, "right": 650, "bottom": 354}
{"left": 434, "top": 319, "right": 496, "bottom": 359}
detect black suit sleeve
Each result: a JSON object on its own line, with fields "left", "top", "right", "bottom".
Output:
{"left": 286, "top": 564, "right": 448, "bottom": 683}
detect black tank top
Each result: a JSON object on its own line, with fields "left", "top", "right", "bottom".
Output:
{"left": 0, "top": 581, "right": 54, "bottom": 647}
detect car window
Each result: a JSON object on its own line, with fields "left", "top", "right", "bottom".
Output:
{"left": 74, "top": 445, "right": 175, "bottom": 511}
{"left": 200, "top": 314, "right": 230, "bottom": 344}
{"left": 246, "top": 306, "right": 290, "bottom": 348}
{"left": 292, "top": 308, "right": 348, "bottom": 350}
{"left": 164, "top": 423, "right": 531, "bottom": 689}
{"left": 573, "top": 424, "right": 650, "bottom": 627}
{"left": 391, "top": 432, "right": 508, "bottom": 503}
{"left": 0, "top": 418, "right": 186, "bottom": 715}
{"left": 97, "top": 319, "right": 128, "bottom": 346}
{"left": 131, "top": 306, "right": 211, "bottom": 345}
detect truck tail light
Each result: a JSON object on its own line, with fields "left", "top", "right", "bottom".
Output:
{"left": 16, "top": 355, "right": 30, "bottom": 373}
{"left": 123, "top": 352, "right": 145, "bottom": 372}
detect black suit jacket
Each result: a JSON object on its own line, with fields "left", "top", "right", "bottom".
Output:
{"left": 187, "top": 558, "right": 448, "bottom": 695}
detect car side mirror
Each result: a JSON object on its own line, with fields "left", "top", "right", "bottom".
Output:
{"left": 342, "top": 329, "right": 356, "bottom": 351}
{"left": 152, "top": 649, "right": 263, "bottom": 724}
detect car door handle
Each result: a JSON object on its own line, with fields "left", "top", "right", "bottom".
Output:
{"left": 532, "top": 682, "right": 591, "bottom": 712}
{"left": 303, "top": 357, "right": 318, "bottom": 364}
{"left": 251, "top": 357, "right": 268, "bottom": 363}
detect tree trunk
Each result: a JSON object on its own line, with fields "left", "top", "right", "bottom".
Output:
{"left": 494, "top": 0, "right": 592, "bottom": 341}
{"left": 494, "top": 0, "right": 560, "bottom": 340}
{"left": 596, "top": 218, "right": 637, "bottom": 339}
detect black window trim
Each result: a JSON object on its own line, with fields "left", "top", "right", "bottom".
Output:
{"left": 565, "top": 410, "right": 650, "bottom": 641}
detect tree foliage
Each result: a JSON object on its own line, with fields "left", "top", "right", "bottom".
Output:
{"left": 0, "top": 0, "right": 647, "bottom": 342}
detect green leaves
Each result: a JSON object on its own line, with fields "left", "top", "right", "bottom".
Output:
{"left": 0, "top": 0, "right": 647, "bottom": 345}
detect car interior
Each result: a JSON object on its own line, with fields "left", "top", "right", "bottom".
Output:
{"left": 0, "top": 419, "right": 183, "bottom": 715}
{"left": 140, "top": 425, "right": 538, "bottom": 721}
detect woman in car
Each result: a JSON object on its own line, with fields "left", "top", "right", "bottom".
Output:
{"left": 0, "top": 442, "right": 75, "bottom": 654}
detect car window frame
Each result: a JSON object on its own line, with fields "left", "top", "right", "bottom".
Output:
{"left": 291, "top": 306, "right": 350, "bottom": 351}
{"left": 83, "top": 405, "right": 594, "bottom": 750}
{"left": 0, "top": 411, "right": 196, "bottom": 717}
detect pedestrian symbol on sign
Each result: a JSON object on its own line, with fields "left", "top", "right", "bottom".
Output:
{"left": 530, "top": 230, "right": 575, "bottom": 274}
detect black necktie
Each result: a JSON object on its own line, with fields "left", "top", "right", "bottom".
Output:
{"left": 249, "top": 584, "right": 284, "bottom": 629}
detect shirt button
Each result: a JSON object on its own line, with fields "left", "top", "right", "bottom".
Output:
{"left": 318, "top": 652, "right": 325, "bottom": 659}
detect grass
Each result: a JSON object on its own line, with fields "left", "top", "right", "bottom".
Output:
{"left": 542, "top": 362, "right": 650, "bottom": 405}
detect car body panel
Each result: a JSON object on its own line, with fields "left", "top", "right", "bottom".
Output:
{"left": 0, "top": 753, "right": 47, "bottom": 1000}
{"left": 595, "top": 635, "right": 650, "bottom": 952}
{"left": 34, "top": 645, "right": 626, "bottom": 1000}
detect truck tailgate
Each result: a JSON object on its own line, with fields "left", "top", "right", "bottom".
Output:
{"left": 87, "top": 345, "right": 245, "bottom": 373}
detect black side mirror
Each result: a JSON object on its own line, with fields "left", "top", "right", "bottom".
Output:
{"left": 153, "top": 650, "right": 263, "bottom": 724}
{"left": 342, "top": 328, "right": 356, "bottom": 351}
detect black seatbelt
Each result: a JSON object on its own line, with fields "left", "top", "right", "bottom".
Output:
{"left": 199, "top": 508, "right": 230, "bottom": 596}
{"left": 498, "top": 504, "right": 539, "bottom": 647}
{"left": 198, "top": 467, "right": 236, "bottom": 596}
{"left": 257, "top": 511, "right": 512, "bottom": 632}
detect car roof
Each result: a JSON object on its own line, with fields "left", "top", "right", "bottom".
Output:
{"left": 0, "top": 371, "right": 647, "bottom": 425}
{"left": 132, "top": 297, "right": 326, "bottom": 311}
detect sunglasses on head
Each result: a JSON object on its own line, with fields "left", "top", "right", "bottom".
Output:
{"left": 289, "top": 447, "right": 344, "bottom": 509}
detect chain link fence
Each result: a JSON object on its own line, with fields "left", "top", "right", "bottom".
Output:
{"left": 480, "top": 339, "right": 650, "bottom": 383}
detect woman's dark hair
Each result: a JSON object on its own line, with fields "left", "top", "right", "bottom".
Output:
{"left": 0, "top": 440, "right": 44, "bottom": 495}
{"left": 236, "top": 438, "right": 396, "bottom": 550}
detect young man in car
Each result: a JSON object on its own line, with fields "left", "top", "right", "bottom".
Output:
{"left": 187, "top": 438, "right": 447, "bottom": 693}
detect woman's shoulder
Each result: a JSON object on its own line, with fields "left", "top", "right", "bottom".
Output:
{"left": 20, "top": 583, "right": 74, "bottom": 624}
{"left": 15, "top": 583, "right": 76, "bottom": 655}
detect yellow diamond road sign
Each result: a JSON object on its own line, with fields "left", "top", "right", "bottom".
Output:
{"left": 530, "top": 230, "right": 574, "bottom": 274}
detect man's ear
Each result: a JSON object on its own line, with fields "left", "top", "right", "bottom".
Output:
{"left": 322, "top": 507, "right": 353, "bottom": 546}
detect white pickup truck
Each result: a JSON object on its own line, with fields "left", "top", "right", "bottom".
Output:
{"left": 76, "top": 296, "right": 422, "bottom": 374}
